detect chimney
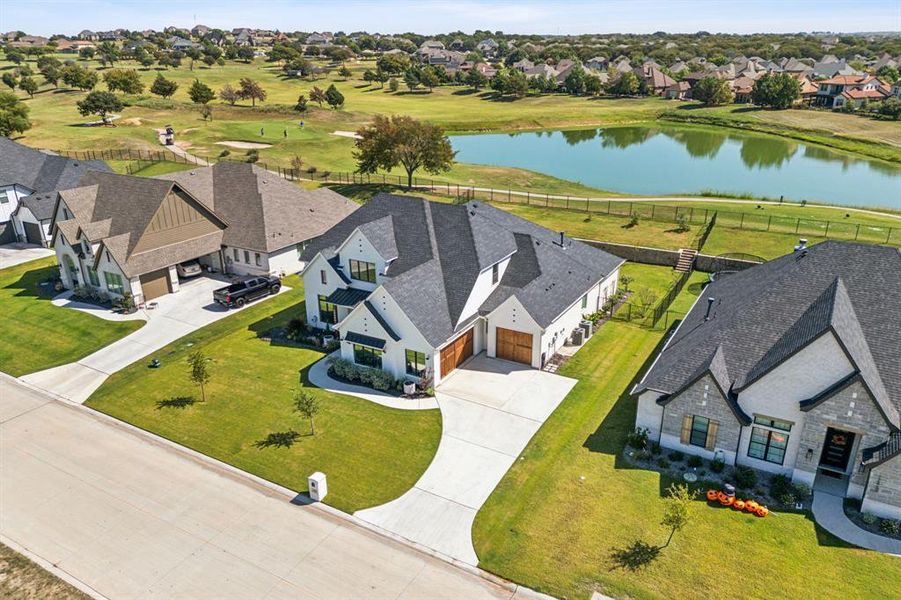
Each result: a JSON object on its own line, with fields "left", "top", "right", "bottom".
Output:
{"left": 704, "top": 297, "right": 715, "bottom": 321}
{"left": 794, "top": 238, "right": 808, "bottom": 252}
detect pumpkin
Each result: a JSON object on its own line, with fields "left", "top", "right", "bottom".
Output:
{"left": 707, "top": 489, "right": 719, "bottom": 501}
{"left": 720, "top": 495, "right": 734, "bottom": 506}
{"left": 733, "top": 499, "right": 746, "bottom": 510}
{"left": 756, "top": 506, "right": 769, "bottom": 517}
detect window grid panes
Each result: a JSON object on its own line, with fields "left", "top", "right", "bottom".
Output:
{"left": 104, "top": 271, "right": 124, "bottom": 295}
{"left": 405, "top": 350, "right": 427, "bottom": 377}
{"left": 87, "top": 267, "right": 100, "bottom": 287}
{"left": 748, "top": 427, "right": 789, "bottom": 465}
{"left": 318, "top": 294, "right": 337, "bottom": 324}
{"left": 689, "top": 416, "right": 709, "bottom": 447}
{"left": 753, "top": 416, "right": 793, "bottom": 432}
{"left": 353, "top": 344, "right": 383, "bottom": 368}
{"left": 349, "top": 259, "right": 376, "bottom": 283}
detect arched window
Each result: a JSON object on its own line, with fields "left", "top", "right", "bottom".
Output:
{"left": 63, "top": 254, "right": 79, "bottom": 284}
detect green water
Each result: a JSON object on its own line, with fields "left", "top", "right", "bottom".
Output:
{"left": 450, "top": 125, "right": 901, "bottom": 209}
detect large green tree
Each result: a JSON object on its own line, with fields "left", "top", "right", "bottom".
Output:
{"left": 354, "top": 114, "right": 455, "bottom": 188}
{"left": 150, "top": 73, "right": 178, "bottom": 98}
{"left": 236, "top": 77, "right": 266, "bottom": 106}
{"left": 103, "top": 69, "right": 144, "bottom": 94}
{"left": 188, "top": 79, "right": 215, "bottom": 104}
{"left": 76, "top": 90, "right": 123, "bottom": 123}
{"left": 61, "top": 64, "right": 98, "bottom": 91}
{"left": 751, "top": 72, "right": 801, "bottom": 109}
{"left": 608, "top": 71, "right": 639, "bottom": 95}
{"left": 18, "top": 76, "right": 38, "bottom": 98}
{"left": 692, "top": 75, "right": 733, "bottom": 105}
{"left": 324, "top": 84, "right": 344, "bottom": 109}
{"left": 0, "top": 91, "right": 31, "bottom": 136}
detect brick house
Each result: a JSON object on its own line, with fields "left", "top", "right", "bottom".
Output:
{"left": 633, "top": 241, "right": 901, "bottom": 519}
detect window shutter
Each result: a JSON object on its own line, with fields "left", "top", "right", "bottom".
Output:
{"left": 680, "top": 415, "right": 692, "bottom": 445}
{"left": 706, "top": 420, "right": 719, "bottom": 451}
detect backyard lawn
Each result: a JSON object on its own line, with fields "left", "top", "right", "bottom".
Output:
{"left": 85, "top": 277, "right": 442, "bottom": 513}
{"left": 472, "top": 318, "right": 901, "bottom": 599}
{"left": 0, "top": 257, "right": 144, "bottom": 377}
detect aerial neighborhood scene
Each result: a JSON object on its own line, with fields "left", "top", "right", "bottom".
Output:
{"left": 1, "top": 0, "right": 900, "bottom": 598}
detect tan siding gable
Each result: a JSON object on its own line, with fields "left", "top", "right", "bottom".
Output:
{"left": 133, "top": 188, "right": 221, "bottom": 254}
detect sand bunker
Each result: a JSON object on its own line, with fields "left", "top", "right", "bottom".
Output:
{"left": 332, "top": 130, "right": 361, "bottom": 139}
{"left": 216, "top": 140, "right": 273, "bottom": 149}
{"left": 119, "top": 117, "right": 144, "bottom": 126}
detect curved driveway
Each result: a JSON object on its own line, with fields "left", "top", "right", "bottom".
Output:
{"left": 355, "top": 353, "right": 577, "bottom": 565}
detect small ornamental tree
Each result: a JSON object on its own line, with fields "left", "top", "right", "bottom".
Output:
{"left": 293, "top": 389, "right": 321, "bottom": 435}
{"left": 309, "top": 85, "right": 326, "bottom": 107}
{"left": 324, "top": 84, "right": 344, "bottom": 109}
{"left": 419, "top": 67, "right": 439, "bottom": 92}
{"left": 218, "top": 83, "right": 239, "bottom": 105}
{"left": 338, "top": 65, "right": 352, "bottom": 80}
{"left": 388, "top": 77, "right": 399, "bottom": 92}
{"left": 692, "top": 75, "right": 732, "bottom": 106}
{"left": 294, "top": 93, "right": 308, "bottom": 112}
{"left": 187, "top": 350, "right": 211, "bottom": 403}
{"left": 2, "top": 73, "right": 18, "bottom": 90}
{"left": 76, "top": 91, "right": 123, "bottom": 123}
{"left": 465, "top": 68, "right": 488, "bottom": 90}
{"left": 236, "top": 77, "right": 266, "bottom": 106}
{"left": 188, "top": 79, "right": 215, "bottom": 104}
{"left": 150, "top": 73, "right": 178, "bottom": 98}
{"left": 0, "top": 91, "right": 32, "bottom": 136}
{"left": 661, "top": 483, "right": 697, "bottom": 548}
{"left": 18, "top": 76, "right": 38, "bottom": 98}
{"left": 354, "top": 114, "right": 455, "bottom": 188}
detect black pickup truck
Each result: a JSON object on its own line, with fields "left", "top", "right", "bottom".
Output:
{"left": 213, "top": 275, "right": 281, "bottom": 308}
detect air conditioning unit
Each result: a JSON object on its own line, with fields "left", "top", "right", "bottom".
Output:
{"left": 571, "top": 328, "right": 584, "bottom": 346}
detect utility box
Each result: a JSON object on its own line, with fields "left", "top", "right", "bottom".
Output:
{"left": 580, "top": 320, "right": 593, "bottom": 339}
{"left": 308, "top": 472, "right": 327, "bottom": 501}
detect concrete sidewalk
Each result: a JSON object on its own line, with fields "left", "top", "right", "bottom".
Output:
{"left": 0, "top": 376, "right": 545, "bottom": 599}
{"left": 0, "top": 243, "right": 54, "bottom": 269}
{"left": 356, "top": 354, "right": 576, "bottom": 565}
{"left": 812, "top": 491, "right": 901, "bottom": 556}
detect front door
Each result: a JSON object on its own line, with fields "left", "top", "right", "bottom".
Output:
{"left": 819, "top": 428, "right": 856, "bottom": 472}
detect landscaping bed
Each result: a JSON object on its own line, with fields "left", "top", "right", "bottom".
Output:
{"left": 843, "top": 499, "right": 901, "bottom": 541}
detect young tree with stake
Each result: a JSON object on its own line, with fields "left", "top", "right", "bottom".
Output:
{"left": 188, "top": 351, "right": 211, "bottom": 403}
{"left": 294, "top": 390, "right": 320, "bottom": 435}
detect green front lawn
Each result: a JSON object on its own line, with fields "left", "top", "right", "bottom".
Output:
{"left": 0, "top": 258, "right": 144, "bottom": 377}
{"left": 473, "top": 319, "right": 901, "bottom": 599}
{"left": 86, "top": 277, "right": 442, "bottom": 513}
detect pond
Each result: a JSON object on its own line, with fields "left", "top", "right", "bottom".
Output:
{"left": 450, "top": 125, "right": 901, "bottom": 209}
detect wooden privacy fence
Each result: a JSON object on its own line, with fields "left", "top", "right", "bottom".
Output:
{"left": 56, "top": 149, "right": 901, "bottom": 246}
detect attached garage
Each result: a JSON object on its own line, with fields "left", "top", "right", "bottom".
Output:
{"left": 23, "top": 221, "right": 43, "bottom": 245}
{"left": 440, "top": 328, "right": 474, "bottom": 378}
{"left": 139, "top": 268, "right": 172, "bottom": 301}
{"left": 496, "top": 327, "right": 533, "bottom": 366}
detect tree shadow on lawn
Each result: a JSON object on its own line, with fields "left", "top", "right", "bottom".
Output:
{"left": 254, "top": 430, "right": 302, "bottom": 448}
{"left": 3, "top": 264, "right": 58, "bottom": 299}
{"left": 609, "top": 539, "right": 661, "bottom": 571}
{"left": 156, "top": 396, "right": 196, "bottom": 409}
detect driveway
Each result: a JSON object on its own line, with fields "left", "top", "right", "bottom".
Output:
{"left": 0, "top": 377, "right": 533, "bottom": 599}
{"left": 356, "top": 353, "right": 577, "bottom": 565}
{"left": 0, "top": 242, "right": 54, "bottom": 269}
{"left": 22, "top": 275, "right": 288, "bottom": 403}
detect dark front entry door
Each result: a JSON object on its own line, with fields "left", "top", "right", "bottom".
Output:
{"left": 819, "top": 428, "right": 856, "bottom": 472}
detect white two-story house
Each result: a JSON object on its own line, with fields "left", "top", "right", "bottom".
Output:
{"left": 301, "top": 193, "right": 623, "bottom": 385}
{"left": 632, "top": 241, "right": 901, "bottom": 519}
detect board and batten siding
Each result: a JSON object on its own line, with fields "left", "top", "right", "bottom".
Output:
{"left": 132, "top": 189, "right": 221, "bottom": 254}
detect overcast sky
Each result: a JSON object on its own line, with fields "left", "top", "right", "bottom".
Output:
{"left": 1, "top": 0, "right": 899, "bottom": 37}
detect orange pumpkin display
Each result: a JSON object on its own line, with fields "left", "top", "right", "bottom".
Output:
{"left": 720, "top": 495, "right": 734, "bottom": 506}
{"left": 707, "top": 489, "right": 719, "bottom": 501}
{"left": 733, "top": 499, "right": 746, "bottom": 510}
{"left": 745, "top": 500, "right": 759, "bottom": 512}
{"left": 704, "top": 490, "right": 768, "bottom": 517}
{"left": 756, "top": 506, "right": 769, "bottom": 517}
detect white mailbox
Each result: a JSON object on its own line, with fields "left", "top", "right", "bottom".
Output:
{"left": 308, "top": 471, "right": 327, "bottom": 501}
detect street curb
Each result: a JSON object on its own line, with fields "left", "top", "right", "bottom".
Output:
{"left": 0, "top": 535, "right": 110, "bottom": 600}
{"left": 4, "top": 373, "right": 554, "bottom": 599}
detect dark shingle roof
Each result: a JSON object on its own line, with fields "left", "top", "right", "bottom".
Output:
{"left": 303, "top": 194, "right": 623, "bottom": 347}
{"left": 344, "top": 331, "right": 386, "bottom": 350}
{"left": 635, "top": 242, "right": 901, "bottom": 428}
{"left": 17, "top": 191, "right": 59, "bottom": 220}
{"left": 0, "top": 137, "right": 110, "bottom": 192}
{"left": 326, "top": 287, "right": 371, "bottom": 307}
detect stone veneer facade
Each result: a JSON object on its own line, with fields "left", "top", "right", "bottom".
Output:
{"left": 660, "top": 375, "right": 743, "bottom": 462}
{"left": 863, "top": 455, "right": 901, "bottom": 518}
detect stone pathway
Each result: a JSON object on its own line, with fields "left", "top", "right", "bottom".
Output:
{"left": 811, "top": 490, "right": 901, "bottom": 556}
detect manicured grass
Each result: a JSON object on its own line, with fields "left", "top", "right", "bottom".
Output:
{"left": 0, "top": 258, "right": 144, "bottom": 377}
{"left": 86, "top": 277, "right": 442, "bottom": 513}
{"left": 702, "top": 227, "right": 829, "bottom": 260}
{"left": 0, "top": 542, "right": 89, "bottom": 600}
{"left": 472, "top": 319, "right": 901, "bottom": 599}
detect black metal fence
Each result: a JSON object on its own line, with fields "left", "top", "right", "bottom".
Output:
{"left": 56, "top": 148, "right": 901, "bottom": 246}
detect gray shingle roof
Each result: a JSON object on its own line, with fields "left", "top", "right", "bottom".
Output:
{"left": 17, "top": 191, "right": 59, "bottom": 220}
{"left": 0, "top": 137, "right": 110, "bottom": 191}
{"left": 159, "top": 162, "right": 358, "bottom": 253}
{"left": 303, "top": 193, "right": 623, "bottom": 348}
{"left": 344, "top": 331, "right": 386, "bottom": 350}
{"left": 635, "top": 241, "right": 901, "bottom": 429}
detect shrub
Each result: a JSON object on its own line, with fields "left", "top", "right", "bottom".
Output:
{"left": 710, "top": 458, "right": 725, "bottom": 473}
{"left": 306, "top": 165, "right": 317, "bottom": 174}
{"left": 879, "top": 518, "right": 901, "bottom": 536}
{"left": 769, "top": 474, "right": 793, "bottom": 503}
{"left": 656, "top": 457, "right": 670, "bottom": 469}
{"left": 285, "top": 318, "right": 306, "bottom": 340}
{"left": 626, "top": 427, "right": 649, "bottom": 450}
{"left": 370, "top": 369, "right": 395, "bottom": 391}
{"left": 687, "top": 455, "right": 703, "bottom": 468}
{"left": 650, "top": 441, "right": 662, "bottom": 455}
{"left": 636, "top": 450, "right": 651, "bottom": 461}
{"left": 732, "top": 465, "right": 757, "bottom": 489}
{"left": 668, "top": 450, "right": 684, "bottom": 462}
{"left": 627, "top": 214, "right": 640, "bottom": 227}
{"left": 862, "top": 512, "right": 878, "bottom": 526}
{"left": 219, "top": 149, "right": 230, "bottom": 157}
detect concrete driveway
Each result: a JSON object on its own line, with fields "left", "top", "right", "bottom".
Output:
{"left": 0, "top": 377, "right": 532, "bottom": 600}
{"left": 22, "top": 274, "right": 289, "bottom": 403}
{"left": 0, "top": 242, "right": 54, "bottom": 269}
{"left": 356, "top": 354, "right": 577, "bottom": 565}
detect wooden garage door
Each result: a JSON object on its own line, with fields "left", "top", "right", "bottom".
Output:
{"left": 139, "top": 268, "right": 171, "bottom": 301}
{"left": 440, "top": 328, "right": 474, "bottom": 378}
{"left": 23, "top": 221, "right": 43, "bottom": 245}
{"left": 496, "top": 327, "right": 532, "bottom": 365}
